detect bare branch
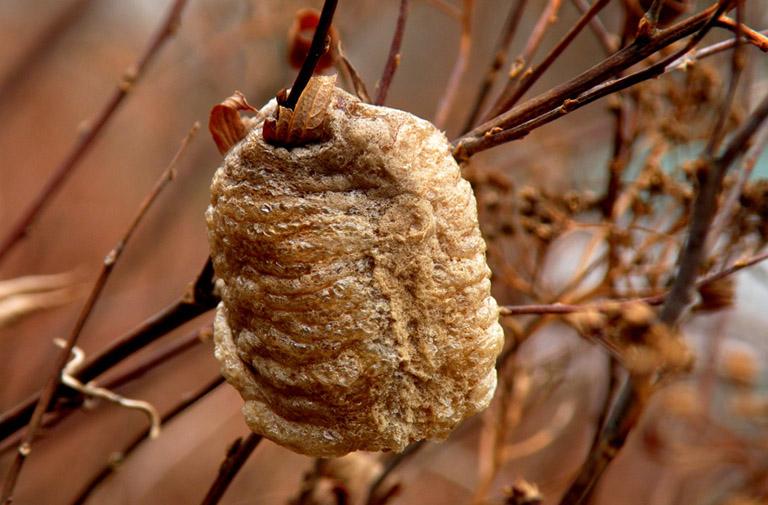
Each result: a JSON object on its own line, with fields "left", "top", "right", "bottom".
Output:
{"left": 199, "top": 433, "right": 263, "bottom": 505}
{"left": 0, "top": 0, "right": 191, "bottom": 267}
{"left": 375, "top": 0, "right": 411, "bottom": 106}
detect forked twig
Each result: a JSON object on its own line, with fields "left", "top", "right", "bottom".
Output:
{"left": 0, "top": 0, "right": 190, "bottom": 267}
{"left": 0, "top": 123, "right": 199, "bottom": 504}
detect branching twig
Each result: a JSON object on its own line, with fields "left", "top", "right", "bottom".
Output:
{"left": 570, "top": 0, "right": 616, "bottom": 54}
{"left": 283, "top": 0, "right": 339, "bottom": 109}
{"left": 484, "top": 0, "right": 609, "bottom": 122}
{"left": 375, "top": 0, "right": 411, "bottom": 106}
{"left": 0, "top": 257, "right": 218, "bottom": 444}
{"left": 0, "top": 0, "right": 190, "bottom": 267}
{"left": 199, "top": 433, "right": 263, "bottom": 505}
{"left": 453, "top": 3, "right": 722, "bottom": 161}
{"left": 500, "top": 245, "right": 768, "bottom": 317}
{"left": 0, "top": 122, "right": 200, "bottom": 504}
{"left": 70, "top": 375, "right": 225, "bottom": 505}
{"left": 463, "top": 0, "right": 529, "bottom": 131}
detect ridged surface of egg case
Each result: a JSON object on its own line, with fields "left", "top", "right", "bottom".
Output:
{"left": 206, "top": 86, "right": 504, "bottom": 457}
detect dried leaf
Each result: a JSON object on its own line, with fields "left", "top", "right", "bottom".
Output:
{"left": 209, "top": 91, "right": 256, "bottom": 155}
{"left": 263, "top": 74, "right": 337, "bottom": 147}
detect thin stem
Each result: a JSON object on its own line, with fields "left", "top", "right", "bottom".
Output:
{"left": 454, "top": 3, "right": 730, "bottom": 161}
{"left": 0, "top": 0, "right": 190, "bottom": 267}
{"left": 434, "top": 0, "right": 474, "bottom": 130}
{"left": 0, "top": 258, "right": 218, "bottom": 444}
{"left": 453, "top": 3, "right": 721, "bottom": 161}
{"left": 283, "top": 0, "right": 339, "bottom": 109}
{"left": 199, "top": 433, "right": 263, "bottom": 505}
{"left": 570, "top": 0, "right": 615, "bottom": 54}
{"left": 70, "top": 376, "right": 225, "bottom": 505}
{"left": 485, "top": 0, "right": 610, "bottom": 122}
{"left": 0, "top": 121, "right": 199, "bottom": 504}
{"left": 375, "top": 0, "right": 411, "bottom": 106}
{"left": 463, "top": 0, "right": 529, "bottom": 132}
{"left": 500, "top": 245, "right": 768, "bottom": 317}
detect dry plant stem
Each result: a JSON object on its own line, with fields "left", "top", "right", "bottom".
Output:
{"left": 481, "top": 0, "right": 565, "bottom": 123}
{"left": 374, "top": 0, "right": 411, "bottom": 106}
{"left": 570, "top": 0, "right": 615, "bottom": 54}
{"left": 0, "top": 0, "right": 190, "bottom": 267}
{"left": 500, "top": 245, "right": 768, "bottom": 317}
{"left": 487, "top": 0, "right": 611, "bottom": 121}
{"left": 453, "top": 3, "right": 723, "bottom": 160}
{"left": 283, "top": 0, "right": 338, "bottom": 109}
{"left": 668, "top": 28, "right": 768, "bottom": 70}
{"left": 70, "top": 376, "right": 225, "bottom": 505}
{"left": 0, "top": 325, "right": 211, "bottom": 456}
{"left": 365, "top": 440, "right": 425, "bottom": 505}
{"left": 561, "top": 35, "right": 767, "bottom": 505}
{"left": 0, "top": 0, "right": 94, "bottom": 106}
{"left": 0, "top": 122, "right": 199, "bottom": 504}
{"left": 424, "top": 0, "right": 462, "bottom": 20}
{"left": 0, "top": 258, "right": 218, "bottom": 444}
{"left": 199, "top": 433, "right": 263, "bottom": 505}
{"left": 463, "top": 0, "right": 529, "bottom": 131}
{"left": 710, "top": 123, "right": 768, "bottom": 247}
{"left": 557, "top": 376, "right": 645, "bottom": 505}
{"left": 434, "top": 0, "right": 474, "bottom": 130}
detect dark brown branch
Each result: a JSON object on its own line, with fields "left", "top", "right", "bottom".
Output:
{"left": 0, "top": 0, "right": 190, "bottom": 267}
{"left": 366, "top": 440, "right": 425, "bottom": 505}
{"left": 199, "top": 433, "right": 263, "bottom": 505}
{"left": 0, "top": 120, "right": 199, "bottom": 504}
{"left": 0, "top": 258, "right": 218, "bottom": 444}
{"left": 70, "top": 375, "right": 225, "bottom": 505}
{"left": 484, "top": 0, "right": 611, "bottom": 122}
{"left": 283, "top": 0, "right": 339, "bottom": 109}
{"left": 375, "top": 0, "right": 411, "bottom": 106}
{"left": 463, "top": 0, "right": 529, "bottom": 132}
{"left": 453, "top": 3, "right": 722, "bottom": 161}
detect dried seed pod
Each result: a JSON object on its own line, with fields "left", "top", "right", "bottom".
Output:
{"left": 206, "top": 78, "right": 504, "bottom": 457}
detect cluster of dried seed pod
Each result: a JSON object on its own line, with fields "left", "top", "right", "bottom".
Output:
{"left": 206, "top": 76, "right": 504, "bottom": 457}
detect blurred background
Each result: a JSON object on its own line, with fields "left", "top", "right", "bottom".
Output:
{"left": 1, "top": 1, "right": 768, "bottom": 504}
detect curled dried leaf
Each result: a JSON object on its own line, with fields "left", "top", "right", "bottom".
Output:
{"left": 287, "top": 8, "right": 340, "bottom": 72}
{"left": 263, "top": 74, "right": 337, "bottom": 146}
{"left": 209, "top": 91, "right": 257, "bottom": 155}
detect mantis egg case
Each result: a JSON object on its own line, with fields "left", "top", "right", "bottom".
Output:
{"left": 206, "top": 78, "right": 504, "bottom": 458}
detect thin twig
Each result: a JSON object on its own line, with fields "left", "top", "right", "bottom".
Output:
{"left": 500, "top": 245, "right": 768, "bottom": 317}
{"left": 463, "top": 0, "right": 529, "bottom": 132}
{"left": 0, "top": 258, "right": 218, "bottom": 444}
{"left": 485, "top": 0, "right": 609, "bottom": 122}
{"left": 375, "top": 0, "right": 411, "bottom": 106}
{"left": 335, "top": 41, "right": 372, "bottom": 103}
{"left": 366, "top": 440, "right": 425, "bottom": 505}
{"left": 0, "top": 0, "right": 190, "bottom": 267}
{"left": 70, "top": 375, "right": 225, "bottom": 505}
{"left": 434, "top": 0, "right": 474, "bottom": 130}
{"left": 454, "top": 3, "right": 730, "bottom": 161}
{"left": 0, "top": 122, "right": 200, "bottom": 504}
{"left": 283, "top": 0, "right": 339, "bottom": 109}
{"left": 0, "top": 325, "right": 211, "bottom": 456}
{"left": 569, "top": 0, "right": 616, "bottom": 54}
{"left": 199, "top": 433, "right": 263, "bottom": 505}
{"left": 453, "top": 3, "right": 722, "bottom": 161}
{"left": 667, "top": 28, "right": 768, "bottom": 71}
